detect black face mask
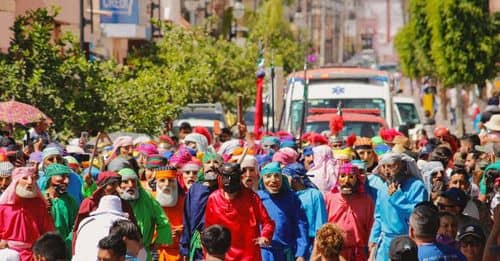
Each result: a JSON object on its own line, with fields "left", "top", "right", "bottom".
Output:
{"left": 222, "top": 174, "right": 242, "bottom": 193}
{"left": 54, "top": 184, "right": 66, "bottom": 195}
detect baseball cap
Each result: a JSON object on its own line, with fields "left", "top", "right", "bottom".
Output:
{"left": 457, "top": 224, "right": 486, "bottom": 242}
{"left": 389, "top": 236, "right": 418, "bottom": 261}
{"left": 440, "top": 188, "right": 468, "bottom": 209}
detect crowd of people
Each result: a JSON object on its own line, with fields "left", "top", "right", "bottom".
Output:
{"left": 0, "top": 101, "right": 499, "bottom": 261}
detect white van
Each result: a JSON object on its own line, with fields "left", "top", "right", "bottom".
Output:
{"left": 281, "top": 67, "right": 394, "bottom": 134}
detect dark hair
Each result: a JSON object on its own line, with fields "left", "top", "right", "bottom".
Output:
{"left": 98, "top": 235, "right": 126, "bottom": 258}
{"left": 465, "top": 134, "right": 481, "bottom": 148}
{"left": 201, "top": 225, "right": 231, "bottom": 256}
{"left": 221, "top": 128, "right": 232, "bottom": 136}
{"left": 32, "top": 232, "right": 67, "bottom": 261}
{"left": 439, "top": 211, "right": 457, "bottom": 223}
{"left": 179, "top": 122, "right": 192, "bottom": 132}
{"left": 109, "top": 220, "right": 142, "bottom": 242}
{"left": 410, "top": 205, "right": 440, "bottom": 239}
{"left": 450, "top": 168, "right": 470, "bottom": 182}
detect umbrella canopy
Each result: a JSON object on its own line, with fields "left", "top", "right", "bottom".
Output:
{"left": 0, "top": 100, "right": 52, "bottom": 126}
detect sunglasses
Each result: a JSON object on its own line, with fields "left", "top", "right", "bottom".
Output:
{"left": 460, "top": 240, "right": 481, "bottom": 247}
{"left": 437, "top": 203, "right": 456, "bottom": 210}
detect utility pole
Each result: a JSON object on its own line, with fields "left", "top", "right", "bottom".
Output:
{"left": 319, "top": 0, "right": 326, "bottom": 66}
{"left": 337, "top": 0, "right": 344, "bottom": 63}
{"left": 387, "top": 0, "right": 391, "bottom": 43}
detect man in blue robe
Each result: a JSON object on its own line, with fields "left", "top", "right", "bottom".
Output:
{"left": 179, "top": 169, "right": 219, "bottom": 261}
{"left": 282, "top": 163, "right": 326, "bottom": 258}
{"left": 258, "top": 162, "right": 309, "bottom": 261}
{"left": 368, "top": 152, "right": 427, "bottom": 261}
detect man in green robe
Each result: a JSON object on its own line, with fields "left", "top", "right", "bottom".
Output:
{"left": 43, "top": 163, "right": 79, "bottom": 255}
{"left": 118, "top": 168, "right": 172, "bottom": 261}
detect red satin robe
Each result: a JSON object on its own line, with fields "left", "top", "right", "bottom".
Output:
{"left": 0, "top": 198, "right": 55, "bottom": 261}
{"left": 205, "top": 188, "right": 275, "bottom": 261}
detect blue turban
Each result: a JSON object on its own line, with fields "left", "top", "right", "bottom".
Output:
{"left": 81, "top": 167, "right": 101, "bottom": 181}
{"left": 256, "top": 154, "right": 273, "bottom": 171}
{"left": 351, "top": 160, "right": 366, "bottom": 171}
{"left": 260, "top": 162, "right": 282, "bottom": 176}
{"left": 303, "top": 146, "right": 314, "bottom": 156}
{"left": 280, "top": 140, "right": 297, "bottom": 149}
{"left": 282, "top": 163, "right": 317, "bottom": 189}
{"left": 262, "top": 136, "right": 280, "bottom": 146}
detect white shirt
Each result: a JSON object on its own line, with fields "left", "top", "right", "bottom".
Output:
{"left": 72, "top": 212, "right": 128, "bottom": 261}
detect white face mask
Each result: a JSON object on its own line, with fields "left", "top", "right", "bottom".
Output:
{"left": 119, "top": 188, "right": 139, "bottom": 201}
{"left": 15, "top": 185, "right": 37, "bottom": 199}
{"left": 156, "top": 182, "right": 178, "bottom": 207}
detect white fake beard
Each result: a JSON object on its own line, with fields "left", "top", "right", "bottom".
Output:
{"left": 15, "top": 185, "right": 37, "bottom": 199}
{"left": 156, "top": 184, "right": 178, "bottom": 207}
{"left": 119, "top": 188, "right": 139, "bottom": 201}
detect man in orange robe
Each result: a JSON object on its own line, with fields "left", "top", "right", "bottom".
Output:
{"left": 155, "top": 166, "right": 185, "bottom": 261}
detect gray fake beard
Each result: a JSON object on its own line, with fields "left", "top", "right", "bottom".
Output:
{"left": 15, "top": 185, "right": 37, "bottom": 199}
{"left": 156, "top": 184, "right": 178, "bottom": 207}
{"left": 119, "top": 188, "right": 139, "bottom": 201}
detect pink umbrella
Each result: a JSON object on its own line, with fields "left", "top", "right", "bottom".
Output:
{"left": 0, "top": 99, "right": 52, "bottom": 126}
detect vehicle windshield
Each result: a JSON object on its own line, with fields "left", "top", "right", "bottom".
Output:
{"left": 178, "top": 112, "right": 224, "bottom": 122}
{"left": 290, "top": 98, "right": 386, "bottom": 132}
{"left": 306, "top": 121, "right": 383, "bottom": 137}
{"left": 396, "top": 103, "right": 421, "bottom": 125}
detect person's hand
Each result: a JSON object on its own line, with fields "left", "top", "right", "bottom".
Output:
{"left": 83, "top": 173, "right": 93, "bottom": 186}
{"left": 34, "top": 138, "right": 44, "bottom": 152}
{"left": 0, "top": 240, "right": 8, "bottom": 249}
{"left": 254, "top": 237, "right": 270, "bottom": 247}
{"left": 296, "top": 257, "right": 306, "bottom": 261}
{"left": 237, "top": 123, "right": 247, "bottom": 138}
{"left": 388, "top": 182, "right": 399, "bottom": 196}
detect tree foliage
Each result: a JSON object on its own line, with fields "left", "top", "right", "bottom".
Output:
{"left": 395, "top": 0, "right": 497, "bottom": 85}
{"left": 426, "top": 0, "right": 497, "bottom": 86}
{"left": 0, "top": 4, "right": 306, "bottom": 135}
{"left": 0, "top": 8, "right": 117, "bottom": 135}
{"left": 248, "top": 0, "right": 307, "bottom": 73}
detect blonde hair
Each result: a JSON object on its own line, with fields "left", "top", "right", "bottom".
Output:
{"left": 316, "top": 223, "right": 344, "bottom": 259}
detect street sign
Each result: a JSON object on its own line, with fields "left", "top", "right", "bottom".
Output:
{"left": 100, "top": 0, "right": 139, "bottom": 24}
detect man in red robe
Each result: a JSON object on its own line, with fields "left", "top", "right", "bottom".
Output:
{"left": 324, "top": 163, "right": 374, "bottom": 261}
{"left": 155, "top": 166, "right": 185, "bottom": 261}
{"left": 205, "top": 163, "right": 275, "bottom": 261}
{"left": 0, "top": 167, "right": 55, "bottom": 261}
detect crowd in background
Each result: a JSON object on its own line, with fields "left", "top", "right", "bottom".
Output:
{"left": 0, "top": 96, "right": 499, "bottom": 261}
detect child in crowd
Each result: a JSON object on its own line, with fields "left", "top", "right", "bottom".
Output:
{"left": 436, "top": 212, "right": 459, "bottom": 249}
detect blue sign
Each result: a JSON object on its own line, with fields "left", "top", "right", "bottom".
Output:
{"left": 331, "top": 86, "right": 345, "bottom": 95}
{"left": 100, "top": 0, "right": 139, "bottom": 24}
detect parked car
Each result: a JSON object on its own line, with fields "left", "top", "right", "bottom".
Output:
{"left": 173, "top": 103, "right": 227, "bottom": 134}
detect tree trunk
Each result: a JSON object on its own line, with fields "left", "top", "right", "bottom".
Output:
{"left": 439, "top": 83, "right": 448, "bottom": 121}
{"left": 456, "top": 84, "right": 465, "bottom": 137}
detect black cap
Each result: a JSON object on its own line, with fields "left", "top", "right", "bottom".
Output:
{"left": 440, "top": 188, "right": 468, "bottom": 209}
{"left": 457, "top": 224, "right": 486, "bottom": 242}
{"left": 389, "top": 236, "right": 418, "bottom": 261}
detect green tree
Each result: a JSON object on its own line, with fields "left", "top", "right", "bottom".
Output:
{"left": 427, "top": 0, "right": 498, "bottom": 135}
{"left": 0, "top": 8, "right": 118, "bottom": 136}
{"left": 247, "top": 0, "right": 307, "bottom": 74}
{"left": 394, "top": 0, "right": 435, "bottom": 79}
{"left": 112, "top": 23, "right": 256, "bottom": 133}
